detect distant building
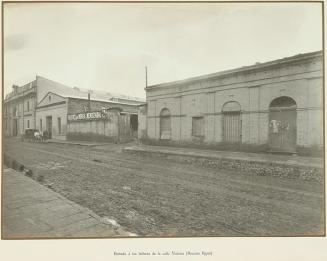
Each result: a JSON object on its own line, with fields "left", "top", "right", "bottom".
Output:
{"left": 4, "top": 76, "right": 145, "bottom": 141}
{"left": 140, "top": 51, "right": 323, "bottom": 155}
{"left": 4, "top": 81, "right": 37, "bottom": 137}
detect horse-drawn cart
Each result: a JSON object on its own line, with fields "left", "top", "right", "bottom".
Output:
{"left": 21, "top": 129, "right": 49, "bottom": 142}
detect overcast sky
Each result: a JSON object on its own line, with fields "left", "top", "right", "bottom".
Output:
{"left": 3, "top": 2, "right": 322, "bottom": 98}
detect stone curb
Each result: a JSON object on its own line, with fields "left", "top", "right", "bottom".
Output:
{"left": 46, "top": 140, "right": 100, "bottom": 146}
{"left": 123, "top": 147, "right": 324, "bottom": 183}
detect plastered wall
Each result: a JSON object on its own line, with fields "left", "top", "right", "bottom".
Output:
{"left": 146, "top": 55, "right": 323, "bottom": 148}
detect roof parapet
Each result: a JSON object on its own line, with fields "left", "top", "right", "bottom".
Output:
{"left": 146, "top": 50, "right": 323, "bottom": 90}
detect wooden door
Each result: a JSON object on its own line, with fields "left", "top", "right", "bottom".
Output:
{"left": 269, "top": 109, "right": 296, "bottom": 152}
{"left": 160, "top": 116, "right": 171, "bottom": 139}
{"left": 46, "top": 116, "right": 52, "bottom": 139}
{"left": 223, "top": 112, "right": 241, "bottom": 143}
{"left": 119, "top": 114, "right": 130, "bottom": 138}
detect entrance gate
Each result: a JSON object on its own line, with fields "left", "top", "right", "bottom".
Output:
{"left": 222, "top": 101, "right": 241, "bottom": 143}
{"left": 46, "top": 116, "right": 52, "bottom": 139}
{"left": 119, "top": 113, "right": 131, "bottom": 139}
{"left": 160, "top": 108, "right": 171, "bottom": 140}
{"left": 269, "top": 96, "right": 297, "bottom": 153}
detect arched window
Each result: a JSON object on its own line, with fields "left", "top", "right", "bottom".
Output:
{"left": 269, "top": 96, "right": 297, "bottom": 110}
{"left": 160, "top": 108, "right": 171, "bottom": 140}
{"left": 269, "top": 96, "right": 297, "bottom": 152}
{"left": 222, "top": 101, "right": 241, "bottom": 113}
{"left": 222, "top": 101, "right": 241, "bottom": 143}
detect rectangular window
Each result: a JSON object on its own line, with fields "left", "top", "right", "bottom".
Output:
{"left": 57, "top": 117, "right": 61, "bottom": 134}
{"left": 192, "top": 117, "right": 204, "bottom": 137}
{"left": 40, "top": 119, "right": 42, "bottom": 131}
{"left": 27, "top": 120, "right": 30, "bottom": 128}
{"left": 27, "top": 101, "right": 30, "bottom": 111}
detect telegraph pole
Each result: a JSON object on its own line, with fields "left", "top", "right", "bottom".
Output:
{"left": 22, "top": 86, "right": 24, "bottom": 133}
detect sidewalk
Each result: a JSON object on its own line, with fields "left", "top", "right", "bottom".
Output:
{"left": 47, "top": 138, "right": 137, "bottom": 147}
{"left": 2, "top": 169, "right": 134, "bottom": 239}
{"left": 7, "top": 136, "right": 139, "bottom": 147}
{"left": 124, "top": 145, "right": 323, "bottom": 182}
{"left": 46, "top": 139, "right": 109, "bottom": 147}
{"left": 5, "top": 137, "right": 104, "bottom": 147}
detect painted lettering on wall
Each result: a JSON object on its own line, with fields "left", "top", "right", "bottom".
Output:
{"left": 67, "top": 111, "right": 107, "bottom": 121}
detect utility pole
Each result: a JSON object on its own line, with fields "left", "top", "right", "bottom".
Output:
{"left": 22, "top": 86, "right": 24, "bottom": 133}
{"left": 145, "top": 66, "right": 148, "bottom": 88}
{"left": 88, "top": 92, "right": 91, "bottom": 112}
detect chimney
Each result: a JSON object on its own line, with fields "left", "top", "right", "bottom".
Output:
{"left": 88, "top": 92, "right": 91, "bottom": 112}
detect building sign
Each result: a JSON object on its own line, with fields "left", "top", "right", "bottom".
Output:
{"left": 67, "top": 111, "right": 107, "bottom": 121}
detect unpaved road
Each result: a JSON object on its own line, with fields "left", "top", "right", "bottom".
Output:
{"left": 4, "top": 138, "right": 324, "bottom": 236}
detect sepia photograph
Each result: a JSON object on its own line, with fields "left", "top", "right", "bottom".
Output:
{"left": 1, "top": 1, "right": 325, "bottom": 241}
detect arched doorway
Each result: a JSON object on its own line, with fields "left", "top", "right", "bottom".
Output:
{"left": 160, "top": 108, "right": 171, "bottom": 139}
{"left": 269, "top": 96, "right": 297, "bottom": 152}
{"left": 222, "top": 101, "right": 241, "bottom": 143}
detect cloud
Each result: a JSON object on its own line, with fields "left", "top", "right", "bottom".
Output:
{"left": 5, "top": 34, "right": 29, "bottom": 51}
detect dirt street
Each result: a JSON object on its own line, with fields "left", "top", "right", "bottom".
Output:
{"left": 3, "top": 138, "right": 324, "bottom": 237}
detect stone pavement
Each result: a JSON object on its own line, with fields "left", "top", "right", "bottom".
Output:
{"left": 2, "top": 168, "right": 135, "bottom": 239}
{"left": 124, "top": 144, "right": 323, "bottom": 167}
{"left": 124, "top": 144, "right": 323, "bottom": 182}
